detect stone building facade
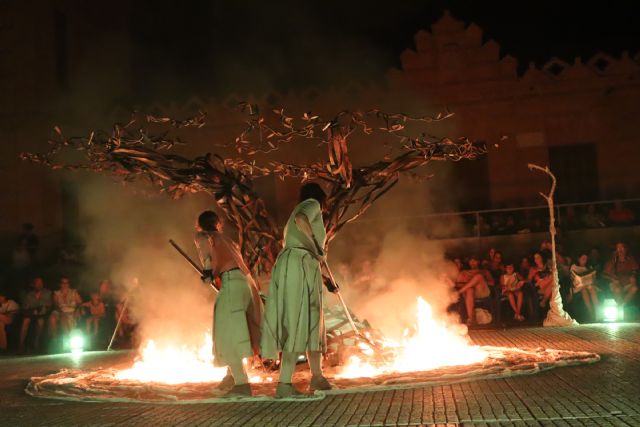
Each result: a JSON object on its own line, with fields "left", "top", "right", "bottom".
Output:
{"left": 1, "top": 8, "right": 639, "bottom": 256}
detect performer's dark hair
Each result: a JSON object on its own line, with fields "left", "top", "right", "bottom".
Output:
{"left": 299, "top": 183, "right": 326, "bottom": 205}
{"left": 198, "top": 210, "right": 220, "bottom": 232}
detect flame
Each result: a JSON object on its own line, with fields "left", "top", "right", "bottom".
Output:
{"left": 115, "top": 334, "right": 228, "bottom": 384}
{"left": 337, "top": 297, "right": 487, "bottom": 378}
{"left": 114, "top": 297, "right": 486, "bottom": 384}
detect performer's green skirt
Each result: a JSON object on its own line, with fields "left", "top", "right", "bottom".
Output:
{"left": 261, "top": 247, "right": 326, "bottom": 359}
{"left": 213, "top": 269, "right": 255, "bottom": 366}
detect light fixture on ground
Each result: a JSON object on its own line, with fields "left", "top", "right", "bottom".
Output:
{"left": 601, "top": 298, "right": 623, "bottom": 322}
{"left": 68, "top": 332, "right": 85, "bottom": 354}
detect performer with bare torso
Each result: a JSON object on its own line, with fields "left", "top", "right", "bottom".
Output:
{"left": 194, "top": 211, "right": 263, "bottom": 397}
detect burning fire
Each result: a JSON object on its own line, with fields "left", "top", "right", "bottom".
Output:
{"left": 115, "top": 334, "right": 228, "bottom": 384}
{"left": 336, "top": 297, "right": 487, "bottom": 378}
{"left": 114, "top": 297, "right": 485, "bottom": 384}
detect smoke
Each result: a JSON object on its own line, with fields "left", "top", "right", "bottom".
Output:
{"left": 71, "top": 173, "right": 218, "bottom": 348}
{"left": 329, "top": 168, "right": 466, "bottom": 340}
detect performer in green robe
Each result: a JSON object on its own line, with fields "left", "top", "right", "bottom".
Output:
{"left": 195, "top": 211, "right": 263, "bottom": 397}
{"left": 261, "top": 183, "right": 338, "bottom": 397}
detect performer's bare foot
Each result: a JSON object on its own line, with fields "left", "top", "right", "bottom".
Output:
{"left": 275, "top": 382, "right": 306, "bottom": 398}
{"left": 224, "top": 383, "right": 252, "bottom": 397}
{"left": 310, "top": 374, "right": 333, "bottom": 391}
{"left": 215, "top": 374, "right": 235, "bottom": 391}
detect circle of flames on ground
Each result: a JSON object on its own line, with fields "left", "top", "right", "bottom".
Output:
{"left": 26, "top": 297, "right": 599, "bottom": 402}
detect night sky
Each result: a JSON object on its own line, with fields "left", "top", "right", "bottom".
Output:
{"left": 115, "top": 0, "right": 640, "bottom": 101}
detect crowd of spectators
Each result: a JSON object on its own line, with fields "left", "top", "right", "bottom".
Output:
{"left": 0, "top": 224, "right": 136, "bottom": 355}
{"left": 337, "top": 238, "right": 639, "bottom": 327}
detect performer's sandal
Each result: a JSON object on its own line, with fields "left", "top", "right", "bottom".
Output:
{"left": 224, "top": 383, "right": 252, "bottom": 397}
{"left": 215, "top": 374, "right": 235, "bottom": 391}
{"left": 310, "top": 375, "right": 333, "bottom": 391}
{"left": 275, "top": 382, "right": 306, "bottom": 398}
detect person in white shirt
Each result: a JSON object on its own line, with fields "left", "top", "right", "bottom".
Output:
{"left": 49, "top": 277, "right": 82, "bottom": 339}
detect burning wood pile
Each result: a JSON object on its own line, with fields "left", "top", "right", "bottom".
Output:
{"left": 323, "top": 304, "right": 394, "bottom": 367}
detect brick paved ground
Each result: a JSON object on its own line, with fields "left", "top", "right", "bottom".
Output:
{"left": 1, "top": 324, "right": 638, "bottom": 426}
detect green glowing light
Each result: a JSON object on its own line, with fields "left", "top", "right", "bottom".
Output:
{"left": 69, "top": 333, "right": 85, "bottom": 354}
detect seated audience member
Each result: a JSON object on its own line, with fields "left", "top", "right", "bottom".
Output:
{"left": 0, "top": 291, "right": 19, "bottom": 352}
{"left": 604, "top": 242, "right": 638, "bottom": 308}
{"left": 19, "top": 277, "right": 52, "bottom": 352}
{"left": 49, "top": 277, "right": 82, "bottom": 339}
{"left": 608, "top": 201, "right": 635, "bottom": 226}
{"left": 517, "top": 256, "right": 541, "bottom": 321}
{"left": 489, "top": 251, "right": 505, "bottom": 282}
{"left": 456, "top": 256, "right": 494, "bottom": 325}
{"left": 482, "top": 248, "right": 496, "bottom": 270}
{"left": 442, "top": 257, "right": 462, "bottom": 289}
{"left": 589, "top": 247, "right": 604, "bottom": 273}
{"left": 570, "top": 254, "right": 598, "bottom": 322}
{"left": 528, "top": 252, "right": 554, "bottom": 308}
{"left": 539, "top": 241, "right": 553, "bottom": 265}
{"left": 83, "top": 292, "right": 105, "bottom": 338}
{"left": 500, "top": 261, "right": 525, "bottom": 321}
{"left": 582, "top": 204, "right": 606, "bottom": 228}
{"left": 519, "top": 256, "right": 532, "bottom": 278}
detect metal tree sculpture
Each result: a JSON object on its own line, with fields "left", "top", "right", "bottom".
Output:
{"left": 23, "top": 105, "right": 486, "bottom": 275}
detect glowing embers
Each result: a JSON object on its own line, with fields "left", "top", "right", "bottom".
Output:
{"left": 337, "top": 297, "right": 487, "bottom": 379}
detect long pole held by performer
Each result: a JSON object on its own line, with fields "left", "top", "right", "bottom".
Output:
{"left": 107, "top": 278, "right": 137, "bottom": 351}
{"left": 319, "top": 258, "right": 360, "bottom": 335}
{"left": 319, "top": 257, "right": 390, "bottom": 360}
{"left": 169, "top": 239, "right": 219, "bottom": 292}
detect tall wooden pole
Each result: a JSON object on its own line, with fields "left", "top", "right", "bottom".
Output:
{"left": 528, "top": 164, "right": 577, "bottom": 327}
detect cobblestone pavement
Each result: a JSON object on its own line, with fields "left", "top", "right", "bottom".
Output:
{"left": 1, "top": 324, "right": 638, "bottom": 426}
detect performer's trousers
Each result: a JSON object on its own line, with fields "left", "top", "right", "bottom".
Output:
{"left": 279, "top": 351, "right": 323, "bottom": 384}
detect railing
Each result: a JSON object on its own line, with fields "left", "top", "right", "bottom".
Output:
{"left": 352, "top": 198, "right": 640, "bottom": 240}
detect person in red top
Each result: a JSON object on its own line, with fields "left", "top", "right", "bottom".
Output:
{"left": 604, "top": 242, "right": 638, "bottom": 307}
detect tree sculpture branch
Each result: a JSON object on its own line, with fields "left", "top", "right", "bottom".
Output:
{"left": 23, "top": 105, "right": 486, "bottom": 274}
